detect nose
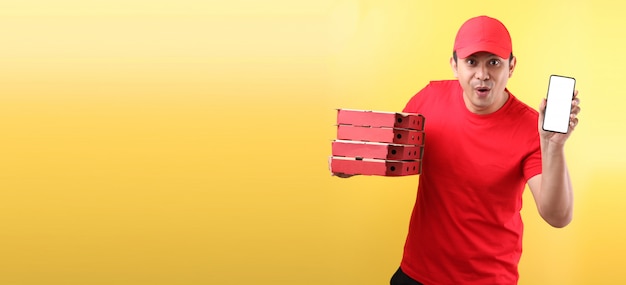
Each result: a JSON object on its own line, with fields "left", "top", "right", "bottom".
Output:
{"left": 475, "top": 64, "right": 490, "bottom": 80}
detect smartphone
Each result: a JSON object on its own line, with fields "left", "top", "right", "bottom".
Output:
{"left": 542, "top": 75, "right": 576, "bottom": 133}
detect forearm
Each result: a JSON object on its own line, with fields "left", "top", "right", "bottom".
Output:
{"left": 539, "top": 141, "right": 574, "bottom": 227}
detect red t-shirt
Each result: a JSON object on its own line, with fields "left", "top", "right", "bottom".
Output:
{"left": 401, "top": 80, "right": 542, "bottom": 285}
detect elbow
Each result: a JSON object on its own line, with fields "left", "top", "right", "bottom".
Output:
{"left": 537, "top": 194, "right": 574, "bottom": 228}
{"left": 542, "top": 211, "right": 573, "bottom": 228}
{"left": 548, "top": 216, "right": 572, "bottom": 228}
{"left": 539, "top": 204, "right": 573, "bottom": 228}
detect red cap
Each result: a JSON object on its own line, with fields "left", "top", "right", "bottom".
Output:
{"left": 453, "top": 16, "right": 512, "bottom": 59}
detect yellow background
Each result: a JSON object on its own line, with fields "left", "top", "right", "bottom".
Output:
{"left": 0, "top": 0, "right": 623, "bottom": 284}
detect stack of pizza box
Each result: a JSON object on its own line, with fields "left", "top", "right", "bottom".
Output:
{"left": 330, "top": 109, "right": 425, "bottom": 176}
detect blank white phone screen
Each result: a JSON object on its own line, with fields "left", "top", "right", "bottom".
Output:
{"left": 543, "top": 75, "right": 575, "bottom": 133}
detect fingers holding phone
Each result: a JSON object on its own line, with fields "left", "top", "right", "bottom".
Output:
{"left": 568, "top": 91, "right": 581, "bottom": 130}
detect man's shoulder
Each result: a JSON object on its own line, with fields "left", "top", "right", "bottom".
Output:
{"left": 426, "top": 80, "right": 461, "bottom": 90}
{"left": 507, "top": 91, "right": 539, "bottom": 118}
{"left": 404, "top": 80, "right": 460, "bottom": 113}
{"left": 415, "top": 80, "right": 461, "bottom": 99}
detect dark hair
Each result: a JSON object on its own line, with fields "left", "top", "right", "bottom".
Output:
{"left": 453, "top": 51, "right": 514, "bottom": 64}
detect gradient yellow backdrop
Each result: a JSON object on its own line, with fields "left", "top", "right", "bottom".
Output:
{"left": 0, "top": 1, "right": 623, "bottom": 284}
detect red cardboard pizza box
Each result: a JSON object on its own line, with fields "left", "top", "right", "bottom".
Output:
{"left": 337, "top": 109, "right": 425, "bottom": 131}
{"left": 332, "top": 140, "right": 423, "bottom": 160}
{"left": 330, "top": 156, "right": 421, "bottom": 176}
{"left": 336, "top": 125, "right": 425, "bottom": 146}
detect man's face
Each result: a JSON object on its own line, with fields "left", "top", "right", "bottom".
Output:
{"left": 450, "top": 52, "right": 516, "bottom": 114}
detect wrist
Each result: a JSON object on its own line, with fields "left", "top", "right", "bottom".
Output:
{"left": 541, "top": 138, "right": 566, "bottom": 155}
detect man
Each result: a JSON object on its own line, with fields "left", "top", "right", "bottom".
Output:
{"left": 389, "top": 16, "right": 581, "bottom": 284}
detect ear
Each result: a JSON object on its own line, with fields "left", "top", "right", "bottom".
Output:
{"left": 508, "top": 56, "right": 517, "bottom": 78}
{"left": 450, "top": 57, "right": 458, "bottom": 78}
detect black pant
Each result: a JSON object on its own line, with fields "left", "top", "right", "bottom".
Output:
{"left": 390, "top": 267, "right": 424, "bottom": 285}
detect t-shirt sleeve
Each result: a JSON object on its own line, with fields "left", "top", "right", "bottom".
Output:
{"left": 522, "top": 134, "right": 542, "bottom": 181}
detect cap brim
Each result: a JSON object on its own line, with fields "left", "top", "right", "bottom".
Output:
{"left": 456, "top": 44, "right": 510, "bottom": 59}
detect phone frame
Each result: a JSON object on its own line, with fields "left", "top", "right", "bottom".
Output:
{"left": 542, "top": 74, "right": 576, "bottom": 134}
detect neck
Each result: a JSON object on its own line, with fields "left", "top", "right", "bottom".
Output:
{"left": 463, "top": 89, "right": 510, "bottom": 115}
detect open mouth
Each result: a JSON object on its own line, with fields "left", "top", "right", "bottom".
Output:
{"left": 475, "top": 86, "right": 491, "bottom": 96}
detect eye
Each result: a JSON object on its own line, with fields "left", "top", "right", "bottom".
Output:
{"left": 489, "top": 59, "right": 501, "bottom": 66}
{"left": 466, "top": 59, "right": 476, "bottom": 65}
